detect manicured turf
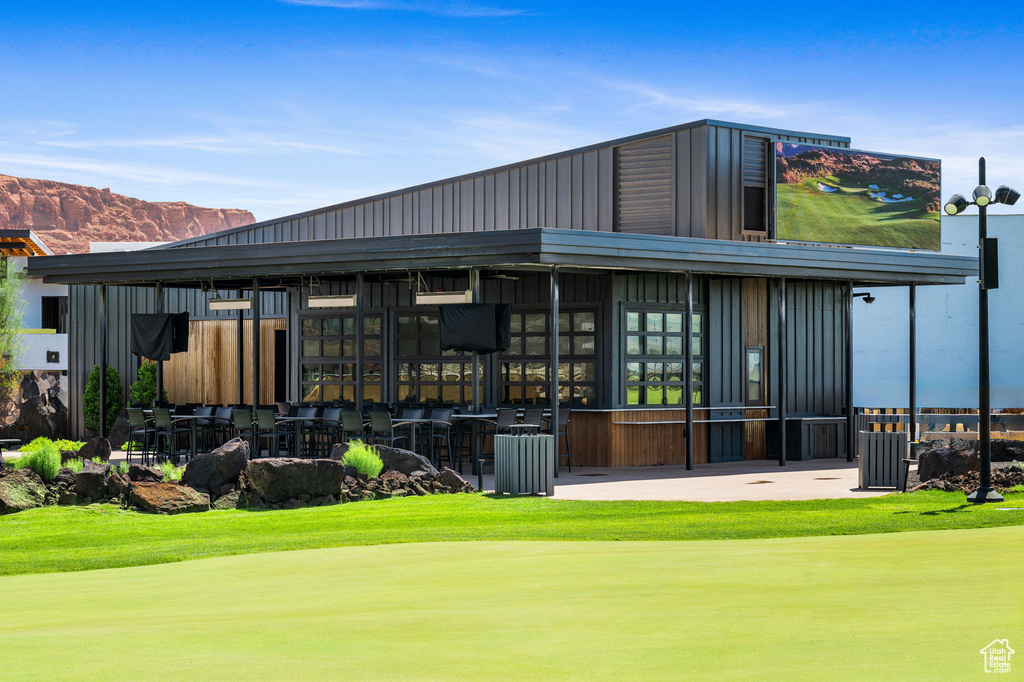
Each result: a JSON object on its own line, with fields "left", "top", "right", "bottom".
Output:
{"left": 2, "top": 527, "right": 1022, "bottom": 680}
{"left": 777, "top": 178, "right": 940, "bottom": 249}
{"left": 2, "top": 491, "right": 1023, "bottom": 576}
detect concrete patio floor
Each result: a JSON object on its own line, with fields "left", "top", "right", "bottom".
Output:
{"left": 517, "top": 458, "right": 890, "bottom": 502}
{"left": 102, "top": 450, "right": 893, "bottom": 503}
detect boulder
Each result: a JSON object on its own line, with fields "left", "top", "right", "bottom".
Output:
{"left": 60, "top": 450, "right": 81, "bottom": 465}
{"left": 437, "top": 467, "right": 473, "bottom": 493}
{"left": 991, "top": 439, "right": 1024, "bottom": 463}
{"left": 129, "top": 482, "right": 210, "bottom": 514}
{"left": 74, "top": 460, "right": 111, "bottom": 501}
{"left": 0, "top": 468, "right": 46, "bottom": 512}
{"left": 181, "top": 438, "right": 249, "bottom": 493}
{"left": 375, "top": 445, "right": 439, "bottom": 477}
{"left": 53, "top": 468, "right": 76, "bottom": 488}
{"left": 127, "top": 463, "right": 162, "bottom": 483}
{"left": 242, "top": 458, "right": 345, "bottom": 504}
{"left": 213, "top": 490, "right": 243, "bottom": 510}
{"left": 917, "top": 447, "right": 979, "bottom": 481}
{"left": 329, "top": 443, "right": 345, "bottom": 460}
{"left": 106, "top": 472, "right": 130, "bottom": 499}
{"left": 79, "top": 437, "right": 112, "bottom": 463}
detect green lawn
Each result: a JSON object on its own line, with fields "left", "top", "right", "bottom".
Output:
{"left": 777, "top": 177, "right": 940, "bottom": 249}
{"left": 3, "top": 491, "right": 1024, "bottom": 576}
{"left": 2, "top": 527, "right": 1022, "bottom": 680}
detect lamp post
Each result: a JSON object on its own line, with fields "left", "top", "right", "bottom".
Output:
{"left": 944, "top": 158, "right": 1020, "bottom": 503}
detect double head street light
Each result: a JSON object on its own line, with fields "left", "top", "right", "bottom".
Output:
{"left": 944, "top": 158, "right": 1019, "bottom": 504}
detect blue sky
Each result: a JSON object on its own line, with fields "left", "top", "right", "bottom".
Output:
{"left": 2, "top": 1, "right": 1023, "bottom": 221}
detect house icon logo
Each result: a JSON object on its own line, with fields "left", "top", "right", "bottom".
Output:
{"left": 980, "top": 639, "right": 1014, "bottom": 673}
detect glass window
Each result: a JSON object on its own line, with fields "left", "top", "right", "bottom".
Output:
{"left": 395, "top": 311, "right": 475, "bottom": 404}
{"left": 746, "top": 347, "right": 764, "bottom": 405}
{"left": 623, "top": 306, "right": 704, "bottom": 407}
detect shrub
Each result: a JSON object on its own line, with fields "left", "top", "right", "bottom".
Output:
{"left": 123, "top": 440, "right": 144, "bottom": 453}
{"left": 116, "top": 461, "right": 129, "bottom": 475}
{"left": 342, "top": 439, "right": 384, "bottom": 478}
{"left": 54, "top": 439, "right": 85, "bottom": 452}
{"left": 64, "top": 458, "right": 84, "bottom": 473}
{"left": 83, "top": 364, "right": 124, "bottom": 435}
{"left": 14, "top": 438, "right": 61, "bottom": 481}
{"left": 158, "top": 460, "right": 183, "bottom": 482}
{"left": 128, "top": 362, "right": 168, "bottom": 407}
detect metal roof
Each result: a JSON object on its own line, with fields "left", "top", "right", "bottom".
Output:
{"left": 26, "top": 228, "right": 976, "bottom": 287}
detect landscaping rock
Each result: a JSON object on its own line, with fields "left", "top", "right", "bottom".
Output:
{"left": 53, "top": 468, "right": 76, "bottom": 488}
{"left": 991, "top": 439, "right": 1024, "bottom": 462}
{"left": 74, "top": 460, "right": 111, "bottom": 501}
{"left": 329, "top": 443, "right": 345, "bottom": 460}
{"left": 106, "top": 472, "right": 130, "bottom": 499}
{"left": 242, "top": 458, "right": 345, "bottom": 504}
{"left": 213, "top": 490, "right": 242, "bottom": 510}
{"left": 0, "top": 468, "right": 46, "bottom": 512}
{"left": 129, "top": 482, "right": 210, "bottom": 514}
{"left": 375, "top": 445, "right": 438, "bottom": 477}
{"left": 181, "top": 438, "right": 249, "bottom": 493}
{"left": 57, "top": 491, "right": 77, "bottom": 505}
{"left": 437, "top": 467, "right": 473, "bottom": 492}
{"left": 910, "top": 478, "right": 956, "bottom": 492}
{"left": 917, "top": 447, "right": 979, "bottom": 481}
{"left": 78, "top": 437, "right": 112, "bottom": 463}
{"left": 60, "top": 450, "right": 80, "bottom": 465}
{"left": 380, "top": 469, "right": 409, "bottom": 486}
{"left": 127, "top": 463, "right": 162, "bottom": 483}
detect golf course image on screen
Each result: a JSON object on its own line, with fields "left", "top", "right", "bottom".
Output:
{"left": 775, "top": 142, "right": 941, "bottom": 250}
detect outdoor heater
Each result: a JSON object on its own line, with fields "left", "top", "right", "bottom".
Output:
{"left": 307, "top": 294, "right": 357, "bottom": 308}
{"left": 209, "top": 297, "right": 253, "bottom": 311}
{"left": 943, "top": 157, "right": 1019, "bottom": 504}
{"left": 415, "top": 290, "right": 473, "bottom": 305}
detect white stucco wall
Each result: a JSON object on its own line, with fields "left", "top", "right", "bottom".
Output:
{"left": 853, "top": 214, "right": 1024, "bottom": 408}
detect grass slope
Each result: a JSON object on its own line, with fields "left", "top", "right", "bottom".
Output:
{"left": 2, "top": 491, "right": 1023, "bottom": 576}
{"left": 777, "top": 178, "right": 940, "bottom": 249}
{"left": 2, "top": 528, "right": 1022, "bottom": 680}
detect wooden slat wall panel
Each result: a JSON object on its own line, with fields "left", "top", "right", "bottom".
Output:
{"left": 163, "top": 319, "right": 286, "bottom": 406}
{"left": 708, "top": 277, "right": 743, "bottom": 406}
{"left": 743, "top": 277, "right": 769, "bottom": 459}
{"left": 570, "top": 410, "right": 708, "bottom": 467}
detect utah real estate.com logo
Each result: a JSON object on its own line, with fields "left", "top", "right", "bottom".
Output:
{"left": 980, "top": 639, "right": 1014, "bottom": 674}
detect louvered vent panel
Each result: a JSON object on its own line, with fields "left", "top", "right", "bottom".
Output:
{"left": 616, "top": 135, "right": 673, "bottom": 234}
{"left": 743, "top": 135, "right": 769, "bottom": 187}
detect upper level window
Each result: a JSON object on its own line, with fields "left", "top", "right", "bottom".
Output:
{"left": 41, "top": 296, "right": 68, "bottom": 334}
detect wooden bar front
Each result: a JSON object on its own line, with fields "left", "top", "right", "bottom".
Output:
{"left": 569, "top": 409, "right": 709, "bottom": 467}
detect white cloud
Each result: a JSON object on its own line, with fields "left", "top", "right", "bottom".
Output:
{"left": 37, "top": 135, "right": 360, "bottom": 156}
{"left": 279, "top": 0, "right": 522, "bottom": 18}
{"left": 0, "top": 152, "right": 268, "bottom": 188}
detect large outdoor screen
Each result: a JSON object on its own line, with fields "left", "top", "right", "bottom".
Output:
{"left": 775, "top": 142, "right": 941, "bottom": 250}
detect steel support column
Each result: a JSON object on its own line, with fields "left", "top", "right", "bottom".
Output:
{"left": 684, "top": 273, "right": 694, "bottom": 470}
{"left": 99, "top": 284, "right": 107, "bottom": 437}
{"left": 252, "top": 278, "right": 261, "bottom": 409}
{"left": 550, "top": 266, "right": 560, "bottom": 477}
{"left": 470, "top": 268, "right": 481, "bottom": 412}
{"left": 237, "top": 288, "right": 245, "bottom": 406}
{"left": 155, "top": 282, "right": 165, "bottom": 407}
{"left": 909, "top": 283, "right": 917, "bottom": 445}
{"left": 846, "top": 281, "right": 855, "bottom": 462}
{"left": 355, "top": 273, "right": 364, "bottom": 411}
{"left": 777, "top": 277, "right": 787, "bottom": 467}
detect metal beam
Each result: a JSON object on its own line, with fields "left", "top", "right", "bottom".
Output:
{"left": 470, "top": 268, "right": 481, "bottom": 412}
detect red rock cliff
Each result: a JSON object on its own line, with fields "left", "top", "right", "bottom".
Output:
{"left": 0, "top": 174, "right": 254, "bottom": 254}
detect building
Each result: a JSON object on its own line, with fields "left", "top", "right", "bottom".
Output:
{"left": 854, "top": 213, "right": 1024, "bottom": 409}
{"left": 28, "top": 119, "right": 975, "bottom": 465}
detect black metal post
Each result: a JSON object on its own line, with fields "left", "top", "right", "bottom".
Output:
{"left": 550, "top": 266, "right": 560, "bottom": 478}
{"left": 845, "top": 281, "right": 855, "bottom": 462}
{"left": 470, "top": 268, "right": 481, "bottom": 412}
{"left": 237, "top": 288, "right": 245, "bottom": 406}
{"left": 777, "top": 277, "right": 787, "bottom": 467}
{"left": 909, "top": 284, "right": 917, "bottom": 445}
{"left": 99, "top": 284, "right": 107, "bottom": 438}
{"left": 684, "top": 273, "right": 694, "bottom": 470}
{"left": 155, "top": 282, "right": 164, "bottom": 407}
{"left": 252, "top": 278, "right": 261, "bottom": 410}
{"left": 969, "top": 157, "right": 1001, "bottom": 503}
{"left": 355, "top": 273, "right": 364, "bottom": 412}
